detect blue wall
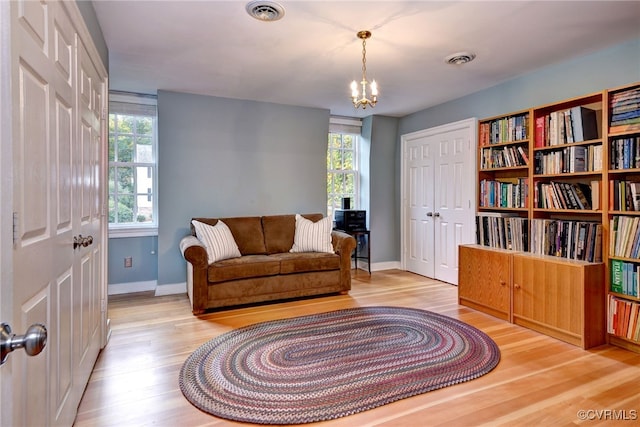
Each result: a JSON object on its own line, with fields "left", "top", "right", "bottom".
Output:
{"left": 108, "top": 237, "right": 158, "bottom": 284}
{"left": 362, "top": 116, "right": 399, "bottom": 263}
{"left": 399, "top": 38, "right": 640, "bottom": 136}
{"left": 107, "top": 38, "right": 640, "bottom": 290}
{"left": 156, "top": 91, "right": 330, "bottom": 286}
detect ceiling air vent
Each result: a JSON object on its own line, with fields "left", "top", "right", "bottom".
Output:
{"left": 444, "top": 52, "right": 476, "bottom": 65}
{"left": 246, "top": 1, "right": 285, "bottom": 22}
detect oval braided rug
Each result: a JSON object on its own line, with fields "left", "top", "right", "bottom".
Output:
{"left": 179, "top": 306, "right": 500, "bottom": 424}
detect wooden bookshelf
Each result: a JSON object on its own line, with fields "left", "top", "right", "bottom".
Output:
{"left": 476, "top": 110, "right": 531, "bottom": 251}
{"left": 462, "top": 85, "right": 640, "bottom": 353}
{"left": 605, "top": 82, "right": 640, "bottom": 352}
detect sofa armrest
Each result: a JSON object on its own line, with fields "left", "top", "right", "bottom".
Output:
{"left": 180, "top": 235, "right": 209, "bottom": 314}
{"left": 332, "top": 230, "right": 357, "bottom": 289}
{"left": 331, "top": 230, "right": 357, "bottom": 256}
{"left": 180, "top": 236, "right": 208, "bottom": 269}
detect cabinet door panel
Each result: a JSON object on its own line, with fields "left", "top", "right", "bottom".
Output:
{"left": 513, "top": 254, "right": 604, "bottom": 348}
{"left": 458, "top": 245, "right": 511, "bottom": 321}
{"left": 513, "top": 256, "right": 582, "bottom": 333}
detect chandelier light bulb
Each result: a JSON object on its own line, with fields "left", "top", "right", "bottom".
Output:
{"left": 370, "top": 80, "right": 378, "bottom": 96}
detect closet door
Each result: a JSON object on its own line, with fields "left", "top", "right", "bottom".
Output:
{"left": 2, "top": 2, "right": 107, "bottom": 425}
{"left": 401, "top": 119, "right": 476, "bottom": 284}
{"left": 405, "top": 135, "right": 436, "bottom": 278}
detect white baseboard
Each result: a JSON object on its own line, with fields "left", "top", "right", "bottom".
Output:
{"left": 371, "top": 261, "right": 401, "bottom": 271}
{"left": 155, "top": 282, "right": 187, "bottom": 296}
{"left": 352, "top": 261, "right": 402, "bottom": 272}
{"left": 107, "top": 280, "right": 157, "bottom": 295}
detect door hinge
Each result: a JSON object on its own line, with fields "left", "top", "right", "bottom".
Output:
{"left": 12, "top": 212, "right": 18, "bottom": 244}
{"left": 101, "top": 107, "right": 107, "bottom": 120}
{"left": 101, "top": 299, "right": 107, "bottom": 312}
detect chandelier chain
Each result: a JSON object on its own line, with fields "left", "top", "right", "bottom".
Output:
{"left": 361, "top": 39, "right": 367, "bottom": 81}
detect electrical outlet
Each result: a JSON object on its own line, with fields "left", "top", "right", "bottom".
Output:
{"left": 124, "top": 257, "right": 133, "bottom": 268}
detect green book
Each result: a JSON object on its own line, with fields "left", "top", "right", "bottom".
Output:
{"left": 611, "top": 260, "right": 624, "bottom": 294}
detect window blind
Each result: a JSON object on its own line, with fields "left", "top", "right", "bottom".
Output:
{"left": 109, "top": 91, "right": 157, "bottom": 116}
{"left": 330, "top": 116, "right": 362, "bottom": 135}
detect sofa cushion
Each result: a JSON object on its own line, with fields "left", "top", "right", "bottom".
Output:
{"left": 262, "top": 213, "right": 324, "bottom": 254}
{"left": 271, "top": 252, "right": 341, "bottom": 274}
{"left": 290, "top": 214, "right": 334, "bottom": 253}
{"left": 208, "top": 255, "right": 280, "bottom": 283}
{"left": 221, "top": 216, "right": 268, "bottom": 255}
{"left": 191, "top": 220, "right": 241, "bottom": 263}
{"left": 193, "top": 216, "right": 267, "bottom": 255}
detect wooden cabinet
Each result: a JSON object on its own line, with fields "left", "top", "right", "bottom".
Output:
{"left": 459, "top": 244, "right": 605, "bottom": 349}
{"left": 512, "top": 253, "right": 605, "bottom": 349}
{"left": 458, "top": 245, "right": 511, "bottom": 321}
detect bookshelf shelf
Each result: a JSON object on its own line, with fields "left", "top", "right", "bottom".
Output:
{"left": 532, "top": 208, "right": 601, "bottom": 214}
{"left": 480, "top": 166, "right": 529, "bottom": 172}
{"left": 533, "top": 138, "right": 602, "bottom": 152}
{"left": 533, "top": 172, "right": 602, "bottom": 178}
{"left": 609, "top": 168, "right": 640, "bottom": 175}
{"left": 610, "top": 291, "right": 640, "bottom": 302}
{"left": 481, "top": 139, "right": 530, "bottom": 148}
{"left": 478, "top": 207, "right": 528, "bottom": 212}
{"left": 609, "top": 210, "right": 640, "bottom": 216}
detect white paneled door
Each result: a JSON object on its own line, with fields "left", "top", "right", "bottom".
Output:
{"left": 1, "top": 1, "right": 108, "bottom": 426}
{"left": 401, "top": 119, "right": 476, "bottom": 285}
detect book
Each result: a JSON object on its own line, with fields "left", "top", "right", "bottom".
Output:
{"left": 574, "top": 183, "right": 592, "bottom": 210}
{"left": 629, "top": 182, "right": 640, "bottom": 210}
{"left": 611, "top": 260, "right": 624, "bottom": 294}
{"left": 570, "top": 106, "right": 599, "bottom": 142}
{"left": 517, "top": 146, "right": 529, "bottom": 165}
{"left": 535, "top": 116, "right": 546, "bottom": 147}
{"left": 594, "top": 224, "right": 603, "bottom": 262}
{"left": 628, "top": 304, "right": 639, "bottom": 340}
{"left": 591, "top": 180, "right": 600, "bottom": 211}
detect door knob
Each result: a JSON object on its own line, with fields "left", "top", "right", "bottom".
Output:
{"left": 73, "top": 234, "right": 94, "bottom": 249}
{"left": 433, "top": 212, "right": 440, "bottom": 217}
{"left": 426, "top": 212, "right": 433, "bottom": 217}
{"left": 0, "top": 323, "right": 47, "bottom": 366}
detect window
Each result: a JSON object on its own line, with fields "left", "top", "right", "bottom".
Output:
{"left": 108, "top": 92, "right": 158, "bottom": 237}
{"left": 327, "top": 132, "right": 359, "bottom": 217}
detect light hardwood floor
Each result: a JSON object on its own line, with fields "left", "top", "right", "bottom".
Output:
{"left": 74, "top": 270, "right": 640, "bottom": 426}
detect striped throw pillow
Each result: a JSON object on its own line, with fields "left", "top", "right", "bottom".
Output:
{"left": 192, "top": 220, "right": 241, "bottom": 263}
{"left": 290, "top": 214, "right": 334, "bottom": 253}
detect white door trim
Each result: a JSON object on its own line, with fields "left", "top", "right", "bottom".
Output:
{"left": 400, "top": 118, "right": 477, "bottom": 273}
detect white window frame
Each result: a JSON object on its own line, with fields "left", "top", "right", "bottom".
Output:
{"left": 327, "top": 117, "right": 362, "bottom": 217}
{"left": 108, "top": 92, "right": 158, "bottom": 238}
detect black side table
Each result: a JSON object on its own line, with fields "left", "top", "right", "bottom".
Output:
{"left": 337, "top": 229, "right": 370, "bottom": 274}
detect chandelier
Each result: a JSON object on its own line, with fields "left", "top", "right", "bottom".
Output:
{"left": 350, "top": 30, "right": 378, "bottom": 109}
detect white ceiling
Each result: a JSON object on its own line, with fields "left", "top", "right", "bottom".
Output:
{"left": 91, "top": 1, "right": 640, "bottom": 118}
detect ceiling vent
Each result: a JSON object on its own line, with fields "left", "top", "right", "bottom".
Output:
{"left": 445, "top": 52, "right": 476, "bottom": 65}
{"left": 246, "top": 1, "right": 285, "bottom": 22}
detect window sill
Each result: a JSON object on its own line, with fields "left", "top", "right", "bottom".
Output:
{"left": 108, "top": 226, "right": 158, "bottom": 239}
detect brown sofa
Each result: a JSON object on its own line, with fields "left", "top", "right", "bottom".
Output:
{"left": 179, "top": 213, "right": 357, "bottom": 314}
